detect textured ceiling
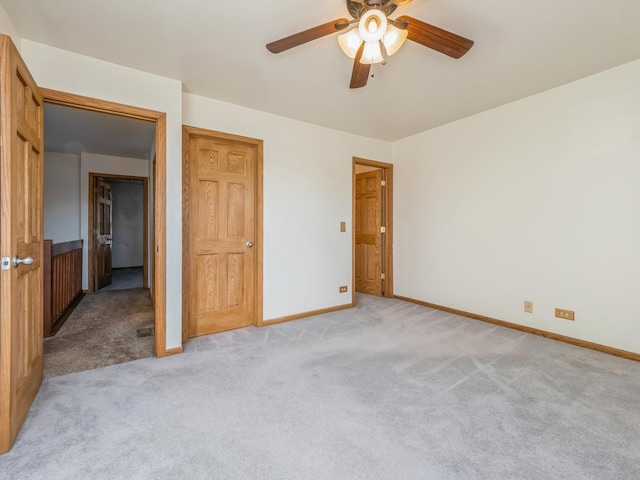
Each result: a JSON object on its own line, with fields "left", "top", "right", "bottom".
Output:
{"left": 4, "top": 0, "right": 640, "bottom": 141}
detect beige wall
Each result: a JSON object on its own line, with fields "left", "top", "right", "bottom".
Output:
{"left": 20, "top": 40, "right": 184, "bottom": 349}
{"left": 44, "top": 152, "right": 81, "bottom": 243}
{"left": 183, "top": 93, "right": 392, "bottom": 320}
{"left": 0, "top": 4, "right": 20, "bottom": 50}
{"left": 5, "top": 17, "right": 639, "bottom": 355}
{"left": 393, "top": 58, "right": 640, "bottom": 354}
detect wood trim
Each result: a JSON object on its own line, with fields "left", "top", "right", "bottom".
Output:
{"left": 51, "top": 239, "right": 83, "bottom": 257}
{"left": 352, "top": 157, "right": 394, "bottom": 299}
{"left": 42, "top": 89, "right": 168, "bottom": 358}
{"left": 182, "top": 125, "right": 264, "bottom": 335}
{"left": 42, "top": 240, "right": 53, "bottom": 337}
{"left": 395, "top": 295, "right": 640, "bottom": 363}
{"left": 181, "top": 127, "right": 190, "bottom": 344}
{"left": 255, "top": 139, "right": 264, "bottom": 329}
{"left": 352, "top": 163, "right": 356, "bottom": 305}
{"left": 41, "top": 88, "right": 164, "bottom": 121}
{"left": 383, "top": 166, "right": 394, "bottom": 298}
{"left": 165, "top": 346, "right": 183, "bottom": 356}
{"left": 151, "top": 156, "right": 156, "bottom": 306}
{"left": 87, "top": 176, "right": 96, "bottom": 292}
{"left": 153, "top": 114, "right": 167, "bottom": 357}
{"left": 262, "top": 303, "right": 354, "bottom": 327}
{"left": 353, "top": 158, "right": 394, "bottom": 170}
{"left": 142, "top": 178, "right": 149, "bottom": 289}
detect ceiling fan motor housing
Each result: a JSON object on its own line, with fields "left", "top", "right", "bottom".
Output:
{"left": 347, "top": 0, "right": 400, "bottom": 19}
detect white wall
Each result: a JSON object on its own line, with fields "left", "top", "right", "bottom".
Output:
{"left": 110, "top": 181, "right": 144, "bottom": 268}
{"left": 20, "top": 40, "right": 183, "bottom": 350}
{"left": 80, "top": 153, "right": 148, "bottom": 289}
{"left": 22, "top": 24, "right": 640, "bottom": 355}
{"left": 183, "top": 93, "right": 392, "bottom": 321}
{"left": 393, "top": 59, "right": 640, "bottom": 354}
{"left": 44, "top": 152, "right": 80, "bottom": 242}
{"left": 0, "top": 4, "right": 21, "bottom": 51}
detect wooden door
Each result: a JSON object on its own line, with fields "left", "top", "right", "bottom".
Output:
{"left": 94, "top": 179, "right": 112, "bottom": 290}
{"left": 355, "top": 170, "right": 383, "bottom": 295}
{"left": 183, "top": 128, "right": 261, "bottom": 336}
{"left": 0, "top": 35, "right": 44, "bottom": 454}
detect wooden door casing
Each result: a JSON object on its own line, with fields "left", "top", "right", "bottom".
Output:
{"left": 183, "top": 127, "right": 263, "bottom": 337}
{"left": 95, "top": 179, "right": 113, "bottom": 290}
{"left": 355, "top": 170, "right": 383, "bottom": 296}
{"left": 0, "top": 35, "right": 44, "bottom": 454}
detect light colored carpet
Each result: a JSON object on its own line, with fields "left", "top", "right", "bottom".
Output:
{"left": 2, "top": 294, "right": 639, "bottom": 479}
{"left": 44, "top": 288, "right": 154, "bottom": 378}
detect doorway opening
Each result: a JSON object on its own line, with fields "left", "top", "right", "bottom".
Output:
{"left": 353, "top": 157, "right": 394, "bottom": 299}
{"left": 40, "top": 89, "right": 168, "bottom": 378}
{"left": 88, "top": 174, "right": 149, "bottom": 293}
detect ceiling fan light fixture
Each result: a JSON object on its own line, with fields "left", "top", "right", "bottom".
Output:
{"left": 383, "top": 24, "right": 408, "bottom": 56}
{"left": 358, "top": 9, "right": 388, "bottom": 43}
{"left": 338, "top": 28, "right": 363, "bottom": 59}
{"left": 360, "top": 41, "right": 384, "bottom": 65}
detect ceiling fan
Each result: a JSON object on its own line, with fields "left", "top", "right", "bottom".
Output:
{"left": 266, "top": 0, "right": 474, "bottom": 89}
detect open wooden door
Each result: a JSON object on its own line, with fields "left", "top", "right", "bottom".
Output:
{"left": 0, "top": 35, "right": 45, "bottom": 454}
{"left": 355, "top": 170, "right": 383, "bottom": 295}
{"left": 94, "top": 178, "right": 113, "bottom": 290}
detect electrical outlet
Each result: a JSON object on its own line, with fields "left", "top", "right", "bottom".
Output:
{"left": 339, "top": 286, "right": 348, "bottom": 293}
{"left": 555, "top": 308, "right": 575, "bottom": 321}
{"left": 524, "top": 300, "right": 533, "bottom": 313}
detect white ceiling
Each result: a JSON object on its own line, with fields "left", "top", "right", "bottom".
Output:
{"left": 4, "top": 0, "right": 640, "bottom": 141}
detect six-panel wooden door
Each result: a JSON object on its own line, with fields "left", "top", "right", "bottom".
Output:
{"left": 183, "top": 127, "right": 262, "bottom": 336}
{"left": 94, "top": 179, "right": 113, "bottom": 290}
{"left": 0, "top": 35, "right": 45, "bottom": 454}
{"left": 355, "top": 170, "right": 383, "bottom": 295}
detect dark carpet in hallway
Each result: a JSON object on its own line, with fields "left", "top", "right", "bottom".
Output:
{"left": 44, "top": 288, "right": 154, "bottom": 378}
{"left": 100, "top": 267, "right": 144, "bottom": 291}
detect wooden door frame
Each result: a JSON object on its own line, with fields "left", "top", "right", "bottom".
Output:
{"left": 88, "top": 174, "right": 149, "bottom": 292}
{"left": 352, "top": 157, "right": 394, "bottom": 300}
{"left": 181, "top": 126, "right": 264, "bottom": 343}
{"left": 42, "top": 89, "right": 168, "bottom": 357}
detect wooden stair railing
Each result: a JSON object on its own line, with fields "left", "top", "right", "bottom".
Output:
{"left": 43, "top": 239, "right": 84, "bottom": 337}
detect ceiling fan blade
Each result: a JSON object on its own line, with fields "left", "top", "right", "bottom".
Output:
{"left": 391, "top": 0, "right": 413, "bottom": 5}
{"left": 396, "top": 15, "right": 474, "bottom": 59}
{"left": 266, "top": 18, "right": 350, "bottom": 53}
{"left": 350, "top": 42, "right": 371, "bottom": 89}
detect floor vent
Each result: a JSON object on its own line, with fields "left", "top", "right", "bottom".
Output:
{"left": 136, "top": 327, "right": 155, "bottom": 338}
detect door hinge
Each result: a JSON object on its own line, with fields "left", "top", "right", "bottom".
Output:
{"left": 381, "top": 180, "right": 386, "bottom": 187}
{"left": 1, "top": 257, "right": 10, "bottom": 270}
{"left": 381, "top": 226, "right": 386, "bottom": 233}
{"left": 381, "top": 273, "right": 386, "bottom": 280}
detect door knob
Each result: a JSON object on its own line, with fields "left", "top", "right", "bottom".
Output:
{"left": 246, "top": 241, "right": 254, "bottom": 248}
{"left": 13, "top": 256, "right": 34, "bottom": 268}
